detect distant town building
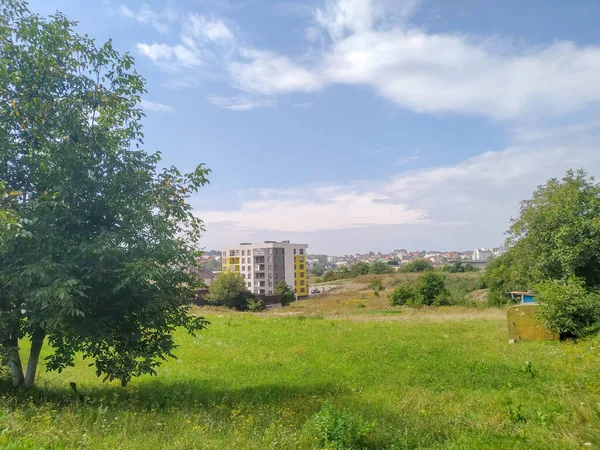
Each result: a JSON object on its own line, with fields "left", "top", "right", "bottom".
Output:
{"left": 472, "top": 248, "right": 492, "bottom": 261}
{"left": 221, "top": 240, "right": 308, "bottom": 297}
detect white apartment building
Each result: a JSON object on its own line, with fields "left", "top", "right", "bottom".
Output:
{"left": 472, "top": 248, "right": 492, "bottom": 261}
{"left": 222, "top": 240, "right": 309, "bottom": 297}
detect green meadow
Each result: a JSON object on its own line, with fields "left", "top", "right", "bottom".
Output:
{"left": 1, "top": 301, "right": 599, "bottom": 449}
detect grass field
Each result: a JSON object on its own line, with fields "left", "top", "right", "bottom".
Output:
{"left": 1, "top": 286, "right": 600, "bottom": 449}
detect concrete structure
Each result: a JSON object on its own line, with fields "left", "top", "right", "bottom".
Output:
{"left": 507, "top": 304, "right": 557, "bottom": 343}
{"left": 222, "top": 240, "right": 308, "bottom": 297}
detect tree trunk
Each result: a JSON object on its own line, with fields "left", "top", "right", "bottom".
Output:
{"left": 5, "top": 336, "right": 24, "bottom": 388}
{"left": 23, "top": 327, "right": 45, "bottom": 389}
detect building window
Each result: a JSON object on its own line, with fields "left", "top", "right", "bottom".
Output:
{"left": 294, "top": 264, "right": 296, "bottom": 270}
{"left": 300, "top": 272, "right": 305, "bottom": 278}
{"left": 242, "top": 250, "right": 245, "bottom": 256}
{"left": 274, "top": 265, "right": 278, "bottom": 270}
{"left": 294, "top": 249, "right": 297, "bottom": 255}
{"left": 241, "top": 266, "right": 245, "bottom": 271}
{"left": 268, "top": 273, "right": 272, "bottom": 279}
{"left": 274, "top": 273, "right": 278, "bottom": 279}
{"left": 274, "top": 256, "right": 278, "bottom": 263}
{"left": 268, "top": 248, "right": 272, "bottom": 254}
{"left": 247, "top": 282, "right": 251, "bottom": 287}
{"left": 300, "top": 280, "right": 304, "bottom": 285}
{"left": 268, "top": 281, "right": 272, "bottom": 287}
{"left": 268, "top": 290, "right": 272, "bottom": 295}
{"left": 300, "top": 288, "right": 305, "bottom": 293}
{"left": 300, "top": 264, "right": 304, "bottom": 269}
{"left": 300, "top": 249, "right": 304, "bottom": 255}
{"left": 268, "top": 265, "right": 272, "bottom": 270}
{"left": 268, "top": 256, "right": 271, "bottom": 263}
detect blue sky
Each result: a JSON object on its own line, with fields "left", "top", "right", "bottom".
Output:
{"left": 30, "top": 0, "right": 600, "bottom": 254}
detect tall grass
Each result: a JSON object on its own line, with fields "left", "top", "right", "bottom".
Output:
{"left": 1, "top": 310, "right": 599, "bottom": 449}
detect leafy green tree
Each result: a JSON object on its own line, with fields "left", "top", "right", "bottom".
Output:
{"left": 400, "top": 259, "right": 432, "bottom": 273}
{"left": 205, "top": 272, "right": 251, "bottom": 310}
{"left": 275, "top": 281, "right": 295, "bottom": 306}
{"left": 349, "top": 262, "right": 370, "bottom": 277}
{"left": 535, "top": 277, "right": 600, "bottom": 340}
{"left": 369, "top": 261, "right": 393, "bottom": 274}
{"left": 389, "top": 285, "right": 415, "bottom": 306}
{"left": 415, "top": 272, "right": 451, "bottom": 306}
{"left": 507, "top": 169, "right": 600, "bottom": 287}
{"left": 311, "top": 263, "right": 326, "bottom": 276}
{"left": 441, "top": 261, "right": 478, "bottom": 273}
{"left": 481, "top": 252, "right": 524, "bottom": 306}
{"left": 0, "top": 1, "right": 209, "bottom": 388}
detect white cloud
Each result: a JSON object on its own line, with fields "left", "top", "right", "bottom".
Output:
{"left": 140, "top": 99, "right": 176, "bottom": 113}
{"left": 200, "top": 188, "right": 425, "bottom": 232}
{"left": 119, "top": 4, "right": 177, "bottom": 34}
{"left": 119, "top": 5, "right": 134, "bottom": 18}
{"left": 198, "top": 143, "right": 600, "bottom": 250}
{"left": 222, "top": 0, "right": 600, "bottom": 119}
{"left": 209, "top": 96, "right": 275, "bottom": 111}
{"left": 182, "top": 15, "right": 234, "bottom": 43}
{"left": 137, "top": 43, "right": 201, "bottom": 69}
{"left": 397, "top": 155, "right": 419, "bottom": 165}
{"left": 228, "top": 49, "right": 324, "bottom": 95}
{"left": 136, "top": 13, "right": 236, "bottom": 72}
{"left": 293, "top": 102, "right": 314, "bottom": 108}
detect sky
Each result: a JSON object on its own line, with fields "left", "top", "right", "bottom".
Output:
{"left": 29, "top": 0, "right": 600, "bottom": 255}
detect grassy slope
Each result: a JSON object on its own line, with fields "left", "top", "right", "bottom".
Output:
{"left": 1, "top": 286, "right": 599, "bottom": 449}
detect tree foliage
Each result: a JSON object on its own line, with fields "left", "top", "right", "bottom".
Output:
{"left": 0, "top": 1, "right": 209, "bottom": 388}
{"left": 441, "top": 261, "right": 477, "bottom": 273}
{"left": 205, "top": 272, "right": 251, "bottom": 310}
{"left": 389, "top": 272, "right": 450, "bottom": 306}
{"left": 274, "top": 281, "right": 295, "bottom": 306}
{"left": 535, "top": 278, "right": 600, "bottom": 340}
{"left": 349, "top": 262, "right": 370, "bottom": 277}
{"left": 507, "top": 169, "right": 600, "bottom": 288}
{"left": 310, "top": 263, "right": 326, "bottom": 276}
{"left": 368, "top": 261, "right": 393, "bottom": 275}
{"left": 399, "top": 259, "right": 432, "bottom": 273}
{"left": 484, "top": 170, "right": 600, "bottom": 305}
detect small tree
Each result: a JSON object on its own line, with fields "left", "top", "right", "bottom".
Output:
{"left": 389, "top": 285, "right": 415, "bottom": 306}
{"left": 311, "top": 263, "right": 326, "bottom": 276}
{"left": 0, "top": 1, "right": 210, "bottom": 388}
{"left": 275, "top": 281, "right": 295, "bottom": 306}
{"left": 349, "top": 262, "right": 370, "bottom": 278}
{"left": 416, "top": 272, "right": 451, "bottom": 306}
{"left": 400, "top": 259, "right": 432, "bottom": 273}
{"left": 441, "top": 261, "right": 478, "bottom": 273}
{"left": 369, "top": 261, "right": 393, "bottom": 274}
{"left": 205, "top": 272, "right": 251, "bottom": 310}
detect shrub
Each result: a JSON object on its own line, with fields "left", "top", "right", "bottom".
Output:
{"left": 536, "top": 277, "right": 600, "bottom": 339}
{"left": 246, "top": 298, "right": 266, "bottom": 312}
{"left": 441, "top": 261, "right": 478, "bottom": 273}
{"left": 369, "top": 261, "right": 393, "bottom": 274}
{"left": 205, "top": 272, "right": 251, "bottom": 310}
{"left": 400, "top": 259, "right": 432, "bottom": 273}
{"left": 389, "top": 285, "right": 416, "bottom": 306}
{"left": 275, "top": 281, "right": 295, "bottom": 306}
{"left": 416, "top": 272, "right": 450, "bottom": 305}
{"left": 370, "top": 279, "right": 383, "bottom": 292}
{"left": 482, "top": 252, "right": 524, "bottom": 306}
{"left": 304, "top": 403, "right": 375, "bottom": 450}
{"left": 349, "top": 262, "right": 370, "bottom": 277}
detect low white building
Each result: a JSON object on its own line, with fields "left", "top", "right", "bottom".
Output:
{"left": 472, "top": 248, "right": 492, "bottom": 261}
